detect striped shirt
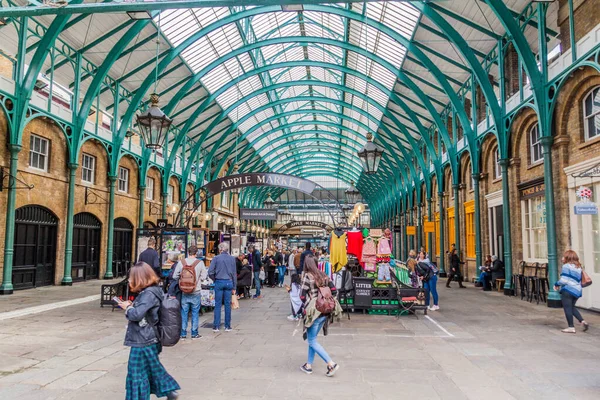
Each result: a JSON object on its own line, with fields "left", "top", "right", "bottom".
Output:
{"left": 555, "top": 263, "right": 582, "bottom": 298}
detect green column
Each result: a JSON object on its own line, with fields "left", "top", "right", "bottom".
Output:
{"left": 104, "top": 176, "right": 116, "bottom": 279}
{"left": 540, "top": 137, "right": 561, "bottom": 307}
{"left": 427, "top": 197, "right": 433, "bottom": 256}
{"left": 416, "top": 203, "right": 422, "bottom": 251}
{"left": 473, "top": 176, "right": 483, "bottom": 277}
{"left": 61, "top": 163, "right": 78, "bottom": 286}
{"left": 438, "top": 192, "right": 446, "bottom": 274}
{"left": 402, "top": 210, "right": 408, "bottom": 260}
{"left": 498, "top": 159, "right": 513, "bottom": 295}
{"left": 138, "top": 187, "right": 146, "bottom": 229}
{"left": 409, "top": 206, "right": 415, "bottom": 252}
{"left": 453, "top": 184, "right": 461, "bottom": 258}
{"left": 0, "top": 145, "right": 22, "bottom": 294}
{"left": 162, "top": 192, "right": 168, "bottom": 219}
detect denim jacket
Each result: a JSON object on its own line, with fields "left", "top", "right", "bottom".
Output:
{"left": 124, "top": 285, "right": 162, "bottom": 347}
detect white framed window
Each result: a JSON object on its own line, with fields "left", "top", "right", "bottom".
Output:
{"left": 29, "top": 134, "right": 49, "bottom": 171}
{"left": 167, "top": 184, "right": 174, "bottom": 205}
{"left": 521, "top": 196, "right": 547, "bottom": 261}
{"left": 221, "top": 191, "right": 229, "bottom": 209}
{"left": 145, "top": 177, "right": 154, "bottom": 200}
{"left": 118, "top": 167, "right": 129, "bottom": 193}
{"left": 583, "top": 86, "right": 600, "bottom": 141}
{"left": 81, "top": 153, "right": 96, "bottom": 184}
{"left": 530, "top": 124, "right": 543, "bottom": 165}
{"left": 494, "top": 147, "right": 502, "bottom": 180}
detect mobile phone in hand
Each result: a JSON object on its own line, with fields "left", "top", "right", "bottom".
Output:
{"left": 112, "top": 296, "right": 123, "bottom": 304}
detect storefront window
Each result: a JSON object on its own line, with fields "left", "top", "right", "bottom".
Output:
{"left": 522, "top": 196, "right": 547, "bottom": 260}
{"left": 530, "top": 124, "right": 543, "bottom": 165}
{"left": 583, "top": 86, "right": 600, "bottom": 141}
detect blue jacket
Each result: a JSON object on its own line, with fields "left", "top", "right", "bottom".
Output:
{"left": 208, "top": 252, "right": 238, "bottom": 287}
{"left": 555, "top": 263, "right": 582, "bottom": 298}
{"left": 138, "top": 248, "right": 161, "bottom": 277}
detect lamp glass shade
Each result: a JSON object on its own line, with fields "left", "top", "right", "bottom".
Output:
{"left": 135, "top": 93, "right": 172, "bottom": 150}
{"left": 263, "top": 194, "right": 276, "bottom": 209}
{"left": 358, "top": 134, "right": 383, "bottom": 175}
{"left": 204, "top": 213, "right": 212, "bottom": 221}
{"left": 345, "top": 181, "right": 360, "bottom": 204}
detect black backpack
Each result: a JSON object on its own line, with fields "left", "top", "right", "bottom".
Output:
{"left": 416, "top": 262, "right": 434, "bottom": 282}
{"left": 151, "top": 291, "right": 182, "bottom": 347}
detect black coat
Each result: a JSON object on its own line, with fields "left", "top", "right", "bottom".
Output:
{"left": 124, "top": 285, "right": 162, "bottom": 347}
{"left": 138, "top": 248, "right": 161, "bottom": 277}
{"left": 491, "top": 259, "right": 505, "bottom": 281}
{"left": 237, "top": 266, "right": 252, "bottom": 287}
{"left": 450, "top": 254, "right": 463, "bottom": 270}
{"left": 263, "top": 255, "right": 276, "bottom": 272}
{"left": 250, "top": 250, "right": 262, "bottom": 272}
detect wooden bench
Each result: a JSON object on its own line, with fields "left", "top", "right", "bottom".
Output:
{"left": 496, "top": 278, "right": 505, "bottom": 292}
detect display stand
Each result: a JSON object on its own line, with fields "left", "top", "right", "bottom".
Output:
{"left": 136, "top": 227, "right": 189, "bottom": 279}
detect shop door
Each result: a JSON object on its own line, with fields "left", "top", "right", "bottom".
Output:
{"left": 488, "top": 205, "right": 504, "bottom": 260}
{"left": 13, "top": 206, "right": 58, "bottom": 290}
{"left": 113, "top": 217, "right": 134, "bottom": 277}
{"left": 72, "top": 213, "right": 101, "bottom": 282}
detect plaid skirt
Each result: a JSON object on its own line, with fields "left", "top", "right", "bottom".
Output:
{"left": 125, "top": 344, "right": 180, "bottom": 400}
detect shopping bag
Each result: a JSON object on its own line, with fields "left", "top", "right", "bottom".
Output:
{"left": 231, "top": 295, "right": 240, "bottom": 310}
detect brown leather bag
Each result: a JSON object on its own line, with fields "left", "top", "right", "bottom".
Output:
{"left": 581, "top": 269, "right": 593, "bottom": 288}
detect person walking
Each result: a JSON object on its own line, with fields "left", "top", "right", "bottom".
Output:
{"left": 300, "top": 255, "right": 340, "bottom": 377}
{"left": 117, "top": 262, "right": 180, "bottom": 400}
{"left": 275, "top": 250, "right": 286, "bottom": 288}
{"left": 554, "top": 250, "right": 589, "bottom": 333}
{"left": 249, "top": 245, "right": 263, "bottom": 299}
{"left": 446, "top": 248, "right": 466, "bottom": 288}
{"left": 208, "top": 242, "right": 237, "bottom": 332}
{"left": 418, "top": 251, "right": 439, "bottom": 311}
{"left": 263, "top": 250, "right": 276, "bottom": 288}
{"left": 171, "top": 245, "right": 207, "bottom": 340}
{"left": 299, "top": 242, "right": 313, "bottom": 275}
{"left": 236, "top": 260, "right": 252, "bottom": 299}
{"left": 138, "top": 237, "right": 161, "bottom": 278}
{"left": 288, "top": 248, "right": 298, "bottom": 279}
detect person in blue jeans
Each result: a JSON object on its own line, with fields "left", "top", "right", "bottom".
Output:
{"left": 172, "top": 245, "right": 207, "bottom": 339}
{"left": 418, "top": 251, "right": 439, "bottom": 311}
{"left": 276, "top": 250, "right": 286, "bottom": 287}
{"left": 249, "top": 245, "right": 262, "bottom": 299}
{"left": 208, "top": 242, "right": 238, "bottom": 332}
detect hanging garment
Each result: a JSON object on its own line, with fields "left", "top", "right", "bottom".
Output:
{"left": 329, "top": 233, "right": 348, "bottom": 273}
{"left": 377, "top": 263, "right": 391, "bottom": 281}
{"left": 361, "top": 236, "right": 377, "bottom": 271}
{"left": 377, "top": 237, "right": 391, "bottom": 256}
{"left": 347, "top": 230, "right": 364, "bottom": 259}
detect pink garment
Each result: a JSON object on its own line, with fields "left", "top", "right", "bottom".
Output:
{"left": 377, "top": 237, "right": 391, "bottom": 255}
{"left": 361, "top": 237, "right": 377, "bottom": 270}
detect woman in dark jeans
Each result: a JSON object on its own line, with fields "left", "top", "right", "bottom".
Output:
{"left": 117, "top": 262, "right": 180, "bottom": 400}
{"left": 554, "top": 250, "right": 589, "bottom": 333}
{"left": 263, "top": 250, "right": 276, "bottom": 288}
{"left": 446, "top": 249, "right": 466, "bottom": 288}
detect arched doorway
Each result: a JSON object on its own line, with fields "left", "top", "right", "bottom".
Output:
{"left": 113, "top": 217, "right": 133, "bottom": 277}
{"left": 72, "top": 212, "right": 101, "bottom": 281}
{"left": 143, "top": 221, "right": 156, "bottom": 229}
{"left": 13, "top": 205, "right": 58, "bottom": 289}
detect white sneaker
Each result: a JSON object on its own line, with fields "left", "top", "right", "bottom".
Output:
{"left": 431, "top": 305, "right": 440, "bottom": 311}
{"left": 287, "top": 315, "right": 296, "bottom": 321}
{"left": 561, "top": 327, "right": 576, "bottom": 334}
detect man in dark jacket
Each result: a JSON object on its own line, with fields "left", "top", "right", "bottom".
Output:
{"left": 249, "top": 245, "right": 263, "bottom": 299}
{"left": 299, "top": 242, "right": 313, "bottom": 275}
{"left": 138, "top": 237, "right": 161, "bottom": 277}
{"left": 491, "top": 255, "right": 505, "bottom": 286}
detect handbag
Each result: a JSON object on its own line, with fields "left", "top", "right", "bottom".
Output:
{"left": 581, "top": 269, "right": 593, "bottom": 288}
{"left": 231, "top": 295, "right": 240, "bottom": 310}
{"left": 259, "top": 269, "right": 266, "bottom": 281}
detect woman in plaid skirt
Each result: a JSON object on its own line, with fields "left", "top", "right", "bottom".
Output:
{"left": 117, "top": 262, "right": 180, "bottom": 400}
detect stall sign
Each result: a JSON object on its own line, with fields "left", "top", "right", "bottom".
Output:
{"left": 240, "top": 208, "right": 278, "bottom": 220}
{"left": 520, "top": 183, "right": 545, "bottom": 199}
{"left": 406, "top": 226, "right": 416, "bottom": 235}
{"left": 574, "top": 186, "right": 598, "bottom": 215}
{"left": 353, "top": 277, "right": 374, "bottom": 308}
{"left": 424, "top": 221, "right": 436, "bottom": 233}
{"left": 157, "top": 219, "right": 168, "bottom": 229}
{"left": 204, "top": 173, "right": 317, "bottom": 196}
{"left": 393, "top": 225, "right": 402, "bottom": 232}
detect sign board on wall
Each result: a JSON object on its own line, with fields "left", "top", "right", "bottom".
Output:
{"left": 406, "top": 226, "right": 416, "bottom": 235}
{"left": 574, "top": 203, "right": 598, "bottom": 215}
{"left": 240, "top": 208, "right": 278, "bottom": 220}
{"left": 424, "top": 221, "right": 436, "bottom": 233}
{"left": 156, "top": 219, "right": 168, "bottom": 229}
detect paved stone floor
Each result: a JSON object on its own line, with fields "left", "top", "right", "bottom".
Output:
{"left": 1, "top": 280, "right": 600, "bottom": 400}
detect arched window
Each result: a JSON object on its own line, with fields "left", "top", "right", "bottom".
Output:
{"left": 583, "top": 86, "right": 600, "bottom": 141}
{"left": 530, "top": 123, "right": 542, "bottom": 165}
{"left": 494, "top": 146, "right": 502, "bottom": 180}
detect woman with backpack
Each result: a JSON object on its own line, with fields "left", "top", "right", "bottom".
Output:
{"left": 117, "top": 262, "right": 180, "bottom": 400}
{"left": 418, "top": 251, "right": 439, "bottom": 311}
{"left": 300, "top": 255, "right": 340, "bottom": 377}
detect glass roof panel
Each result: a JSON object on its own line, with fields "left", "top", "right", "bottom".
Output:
{"left": 157, "top": 5, "right": 420, "bottom": 178}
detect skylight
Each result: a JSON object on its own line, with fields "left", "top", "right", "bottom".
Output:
{"left": 156, "top": 3, "right": 420, "bottom": 178}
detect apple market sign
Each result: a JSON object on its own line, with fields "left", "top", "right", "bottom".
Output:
{"left": 574, "top": 186, "right": 598, "bottom": 215}
{"left": 203, "top": 173, "right": 317, "bottom": 196}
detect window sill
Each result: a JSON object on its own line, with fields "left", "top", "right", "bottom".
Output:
{"left": 578, "top": 135, "right": 600, "bottom": 151}
{"left": 527, "top": 161, "right": 544, "bottom": 171}
{"left": 492, "top": 177, "right": 502, "bottom": 184}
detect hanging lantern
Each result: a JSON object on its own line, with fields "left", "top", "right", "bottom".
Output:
{"left": 226, "top": 218, "right": 234, "bottom": 226}
{"left": 263, "top": 193, "right": 276, "bottom": 209}
{"left": 251, "top": 225, "right": 257, "bottom": 232}
{"left": 231, "top": 164, "right": 240, "bottom": 194}
{"left": 358, "top": 133, "right": 384, "bottom": 175}
{"left": 345, "top": 181, "right": 360, "bottom": 204}
{"left": 135, "top": 93, "right": 173, "bottom": 150}
{"left": 204, "top": 213, "right": 212, "bottom": 221}
{"left": 234, "top": 219, "right": 240, "bottom": 228}
{"left": 167, "top": 203, "right": 180, "bottom": 215}
{"left": 355, "top": 202, "right": 365, "bottom": 214}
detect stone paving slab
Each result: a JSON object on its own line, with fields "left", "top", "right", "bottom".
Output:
{"left": 0, "top": 280, "right": 600, "bottom": 399}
